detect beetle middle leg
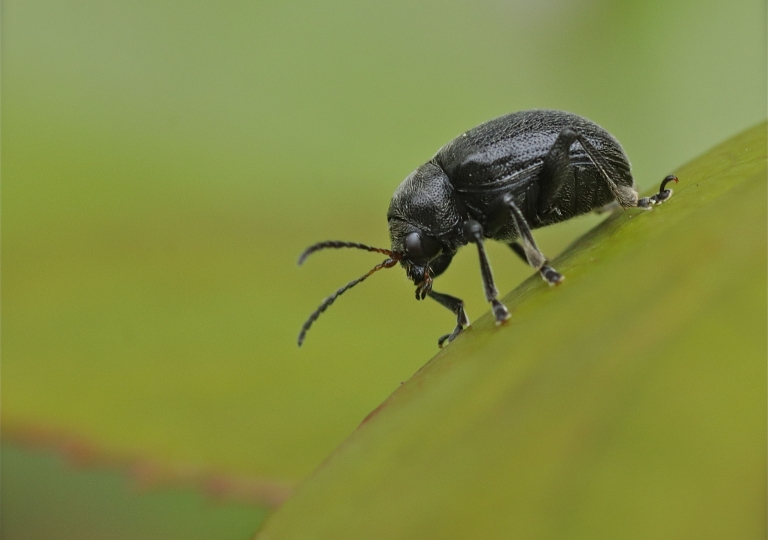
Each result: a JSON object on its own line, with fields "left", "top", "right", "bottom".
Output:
{"left": 463, "top": 219, "right": 511, "bottom": 324}
{"left": 488, "top": 194, "right": 564, "bottom": 286}
{"left": 428, "top": 290, "right": 470, "bottom": 347}
{"left": 508, "top": 242, "right": 563, "bottom": 285}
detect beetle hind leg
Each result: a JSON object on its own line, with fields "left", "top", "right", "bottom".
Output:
{"left": 541, "top": 127, "right": 639, "bottom": 211}
{"left": 637, "top": 175, "right": 678, "bottom": 208}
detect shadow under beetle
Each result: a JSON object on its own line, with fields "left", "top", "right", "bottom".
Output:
{"left": 297, "top": 109, "right": 677, "bottom": 347}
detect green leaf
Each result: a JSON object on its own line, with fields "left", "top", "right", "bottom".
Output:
{"left": 3, "top": 2, "right": 764, "bottom": 536}
{"left": 256, "top": 124, "right": 767, "bottom": 539}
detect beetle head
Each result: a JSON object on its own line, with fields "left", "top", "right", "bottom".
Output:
{"left": 296, "top": 163, "right": 463, "bottom": 346}
{"left": 386, "top": 219, "right": 454, "bottom": 299}
{"left": 387, "top": 162, "right": 463, "bottom": 297}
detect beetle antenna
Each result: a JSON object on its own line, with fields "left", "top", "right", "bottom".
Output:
{"left": 298, "top": 257, "right": 399, "bottom": 346}
{"left": 298, "top": 241, "right": 400, "bottom": 266}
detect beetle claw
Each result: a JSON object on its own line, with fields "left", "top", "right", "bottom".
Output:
{"left": 640, "top": 174, "right": 678, "bottom": 207}
{"left": 660, "top": 174, "right": 679, "bottom": 193}
{"left": 437, "top": 324, "right": 463, "bottom": 347}
{"left": 491, "top": 299, "right": 511, "bottom": 324}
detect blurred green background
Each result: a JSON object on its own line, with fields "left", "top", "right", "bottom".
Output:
{"left": 1, "top": 0, "right": 765, "bottom": 538}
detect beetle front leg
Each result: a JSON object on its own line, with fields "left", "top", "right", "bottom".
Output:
{"left": 463, "top": 220, "right": 511, "bottom": 324}
{"left": 428, "top": 290, "right": 470, "bottom": 347}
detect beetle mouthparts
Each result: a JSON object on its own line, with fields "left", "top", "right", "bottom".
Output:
{"left": 414, "top": 269, "right": 433, "bottom": 300}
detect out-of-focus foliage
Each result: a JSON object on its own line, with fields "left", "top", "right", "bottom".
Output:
{"left": 255, "top": 124, "right": 767, "bottom": 539}
{"left": 2, "top": 0, "right": 765, "bottom": 536}
{"left": 1, "top": 446, "right": 267, "bottom": 540}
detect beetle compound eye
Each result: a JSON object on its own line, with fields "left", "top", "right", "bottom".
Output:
{"left": 404, "top": 232, "right": 423, "bottom": 258}
{"left": 404, "top": 232, "right": 441, "bottom": 260}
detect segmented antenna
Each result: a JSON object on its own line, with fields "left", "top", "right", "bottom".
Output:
{"left": 297, "top": 257, "right": 398, "bottom": 346}
{"left": 298, "top": 241, "right": 399, "bottom": 266}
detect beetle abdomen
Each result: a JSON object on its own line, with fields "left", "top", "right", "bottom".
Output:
{"left": 435, "top": 110, "right": 632, "bottom": 231}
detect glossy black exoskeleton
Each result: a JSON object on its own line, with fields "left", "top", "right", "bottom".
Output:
{"left": 298, "top": 109, "right": 677, "bottom": 347}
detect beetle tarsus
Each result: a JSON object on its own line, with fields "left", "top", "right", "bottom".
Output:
{"left": 637, "top": 174, "right": 678, "bottom": 208}
{"left": 508, "top": 242, "right": 563, "bottom": 285}
{"left": 540, "top": 265, "right": 563, "bottom": 285}
{"left": 438, "top": 325, "right": 463, "bottom": 348}
{"left": 491, "top": 299, "right": 511, "bottom": 324}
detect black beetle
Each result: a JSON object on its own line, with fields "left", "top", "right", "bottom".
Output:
{"left": 298, "top": 109, "right": 677, "bottom": 347}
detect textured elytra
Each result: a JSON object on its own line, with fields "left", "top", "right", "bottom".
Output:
{"left": 388, "top": 110, "right": 634, "bottom": 258}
